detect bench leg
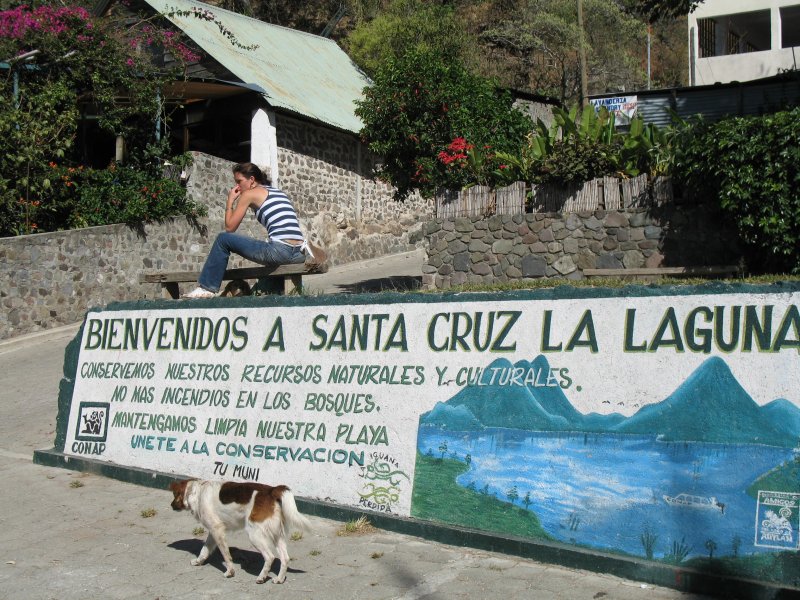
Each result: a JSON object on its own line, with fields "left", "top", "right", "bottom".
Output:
{"left": 162, "top": 282, "right": 180, "bottom": 299}
{"left": 284, "top": 274, "right": 302, "bottom": 295}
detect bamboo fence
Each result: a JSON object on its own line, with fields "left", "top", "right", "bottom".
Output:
{"left": 435, "top": 175, "right": 674, "bottom": 218}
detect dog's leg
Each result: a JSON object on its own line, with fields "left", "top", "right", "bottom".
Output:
{"left": 246, "top": 522, "right": 276, "bottom": 584}
{"left": 203, "top": 523, "right": 236, "bottom": 578}
{"left": 272, "top": 533, "right": 290, "bottom": 584}
{"left": 214, "top": 532, "right": 236, "bottom": 578}
{"left": 192, "top": 533, "right": 218, "bottom": 567}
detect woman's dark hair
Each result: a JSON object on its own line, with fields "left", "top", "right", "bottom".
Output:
{"left": 233, "top": 162, "right": 270, "bottom": 185}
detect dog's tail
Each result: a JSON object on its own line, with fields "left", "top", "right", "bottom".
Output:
{"left": 279, "top": 489, "right": 312, "bottom": 535}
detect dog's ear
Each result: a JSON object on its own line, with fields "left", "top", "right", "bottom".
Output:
{"left": 169, "top": 480, "right": 182, "bottom": 493}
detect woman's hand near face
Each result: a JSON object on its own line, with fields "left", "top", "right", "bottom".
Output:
{"left": 224, "top": 177, "right": 264, "bottom": 233}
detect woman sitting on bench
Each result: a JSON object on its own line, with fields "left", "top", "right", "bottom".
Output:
{"left": 182, "top": 162, "right": 311, "bottom": 299}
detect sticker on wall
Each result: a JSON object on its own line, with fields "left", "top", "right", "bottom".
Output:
{"left": 72, "top": 401, "right": 110, "bottom": 455}
{"left": 755, "top": 491, "right": 800, "bottom": 550}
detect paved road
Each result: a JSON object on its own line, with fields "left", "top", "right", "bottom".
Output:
{"left": 0, "top": 251, "right": 717, "bottom": 599}
{"left": 303, "top": 249, "right": 427, "bottom": 295}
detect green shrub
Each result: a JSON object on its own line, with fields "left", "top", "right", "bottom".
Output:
{"left": 493, "top": 105, "right": 674, "bottom": 187}
{"left": 355, "top": 49, "right": 531, "bottom": 200}
{"left": 673, "top": 108, "right": 800, "bottom": 273}
{"left": 3, "top": 159, "right": 205, "bottom": 236}
{"left": 537, "top": 137, "right": 621, "bottom": 184}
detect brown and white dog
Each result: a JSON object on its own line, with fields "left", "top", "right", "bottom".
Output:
{"left": 169, "top": 479, "right": 311, "bottom": 584}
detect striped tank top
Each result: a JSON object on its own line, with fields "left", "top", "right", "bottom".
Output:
{"left": 254, "top": 185, "right": 303, "bottom": 241}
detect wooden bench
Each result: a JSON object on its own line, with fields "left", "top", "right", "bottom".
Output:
{"left": 139, "top": 262, "right": 328, "bottom": 299}
{"left": 583, "top": 265, "right": 741, "bottom": 279}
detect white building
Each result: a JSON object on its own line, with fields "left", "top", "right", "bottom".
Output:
{"left": 688, "top": 0, "right": 800, "bottom": 85}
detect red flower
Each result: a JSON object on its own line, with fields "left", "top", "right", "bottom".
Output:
{"left": 448, "top": 137, "right": 468, "bottom": 152}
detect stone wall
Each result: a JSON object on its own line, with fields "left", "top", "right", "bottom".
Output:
{"left": 277, "top": 116, "right": 431, "bottom": 262}
{"left": 187, "top": 122, "right": 431, "bottom": 266}
{"left": 422, "top": 205, "right": 741, "bottom": 289}
{"left": 0, "top": 220, "right": 209, "bottom": 339}
{"left": 1, "top": 142, "right": 431, "bottom": 341}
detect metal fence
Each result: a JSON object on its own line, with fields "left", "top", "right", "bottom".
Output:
{"left": 435, "top": 175, "right": 675, "bottom": 218}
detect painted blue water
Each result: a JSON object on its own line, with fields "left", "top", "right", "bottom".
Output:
{"left": 417, "top": 427, "right": 795, "bottom": 559}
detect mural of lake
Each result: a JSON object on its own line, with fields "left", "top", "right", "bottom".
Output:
{"left": 417, "top": 426, "right": 794, "bottom": 560}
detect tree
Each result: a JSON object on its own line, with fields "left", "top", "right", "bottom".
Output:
{"left": 621, "top": 0, "right": 704, "bottom": 23}
{"left": 647, "top": 16, "right": 690, "bottom": 88}
{"left": 344, "top": 0, "right": 470, "bottom": 77}
{"left": 731, "top": 535, "right": 742, "bottom": 558}
{"left": 672, "top": 107, "right": 800, "bottom": 274}
{"left": 355, "top": 48, "right": 531, "bottom": 200}
{"left": 523, "top": 491, "right": 532, "bottom": 511}
{"left": 506, "top": 485, "right": 519, "bottom": 504}
{"left": 480, "top": 0, "right": 646, "bottom": 103}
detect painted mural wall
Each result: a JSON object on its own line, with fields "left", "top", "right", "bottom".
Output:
{"left": 57, "top": 284, "right": 800, "bottom": 585}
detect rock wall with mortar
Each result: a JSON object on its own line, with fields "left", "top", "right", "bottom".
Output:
{"left": 422, "top": 206, "right": 741, "bottom": 289}
{"left": 276, "top": 116, "right": 430, "bottom": 262}
{"left": 1, "top": 142, "right": 431, "bottom": 340}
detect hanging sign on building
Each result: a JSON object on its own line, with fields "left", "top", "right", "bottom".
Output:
{"left": 590, "top": 95, "right": 638, "bottom": 124}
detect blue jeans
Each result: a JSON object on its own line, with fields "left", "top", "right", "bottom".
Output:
{"left": 198, "top": 232, "right": 305, "bottom": 292}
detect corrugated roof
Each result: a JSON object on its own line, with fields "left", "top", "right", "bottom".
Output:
{"left": 143, "top": 0, "right": 370, "bottom": 133}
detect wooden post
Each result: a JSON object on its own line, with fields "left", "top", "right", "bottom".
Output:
{"left": 284, "top": 274, "right": 303, "bottom": 295}
{"left": 577, "top": 0, "right": 589, "bottom": 106}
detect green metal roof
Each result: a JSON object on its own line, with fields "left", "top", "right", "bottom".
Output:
{"left": 144, "top": 0, "right": 370, "bottom": 133}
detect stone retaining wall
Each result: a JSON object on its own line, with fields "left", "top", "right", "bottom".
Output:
{"left": 186, "top": 148, "right": 430, "bottom": 264}
{"left": 422, "top": 205, "right": 741, "bottom": 289}
{"left": 1, "top": 149, "right": 431, "bottom": 341}
{"left": 277, "top": 116, "right": 431, "bottom": 262}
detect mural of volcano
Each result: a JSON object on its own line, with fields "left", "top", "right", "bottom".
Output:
{"left": 420, "top": 356, "right": 799, "bottom": 447}
{"left": 415, "top": 354, "right": 800, "bottom": 566}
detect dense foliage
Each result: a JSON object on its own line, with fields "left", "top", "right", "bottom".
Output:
{"left": 620, "top": 0, "right": 703, "bottom": 23}
{"left": 15, "top": 160, "right": 201, "bottom": 234}
{"left": 672, "top": 108, "right": 800, "bottom": 274}
{"left": 465, "top": 103, "right": 674, "bottom": 189}
{"left": 355, "top": 49, "right": 532, "bottom": 199}
{"left": 345, "top": 0, "right": 468, "bottom": 77}
{"left": 0, "top": 2, "right": 204, "bottom": 236}
{"left": 358, "top": 73, "right": 678, "bottom": 200}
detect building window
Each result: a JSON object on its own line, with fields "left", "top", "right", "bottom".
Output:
{"left": 697, "top": 19, "right": 717, "bottom": 58}
{"left": 698, "top": 10, "right": 770, "bottom": 57}
{"left": 726, "top": 29, "right": 741, "bottom": 54}
{"left": 698, "top": 18, "right": 715, "bottom": 58}
{"left": 781, "top": 5, "right": 800, "bottom": 48}
{"left": 725, "top": 10, "right": 771, "bottom": 54}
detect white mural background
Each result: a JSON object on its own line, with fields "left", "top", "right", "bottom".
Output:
{"left": 64, "top": 291, "right": 800, "bottom": 519}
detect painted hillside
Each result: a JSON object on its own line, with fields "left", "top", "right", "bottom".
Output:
{"left": 420, "top": 356, "right": 799, "bottom": 447}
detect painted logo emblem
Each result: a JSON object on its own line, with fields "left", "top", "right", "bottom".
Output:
{"left": 755, "top": 490, "right": 800, "bottom": 549}
{"left": 75, "top": 402, "right": 110, "bottom": 443}
{"left": 358, "top": 452, "right": 409, "bottom": 513}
